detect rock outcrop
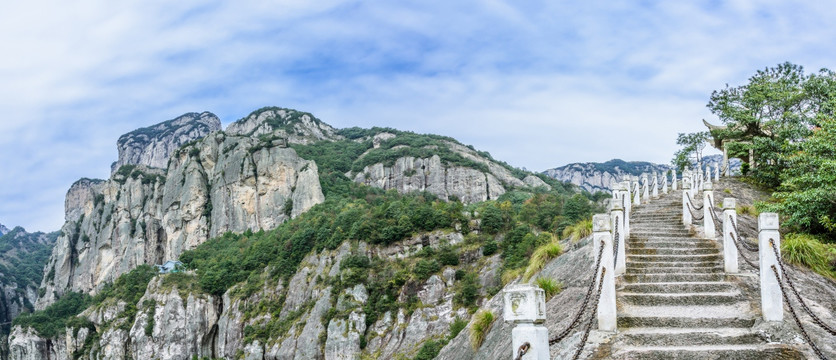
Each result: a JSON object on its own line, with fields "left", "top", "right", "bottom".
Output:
{"left": 0, "top": 224, "right": 9, "bottom": 236}
{"left": 37, "top": 123, "right": 325, "bottom": 309}
{"left": 111, "top": 112, "right": 221, "bottom": 174}
{"left": 226, "top": 107, "right": 342, "bottom": 144}
{"left": 543, "top": 159, "right": 671, "bottom": 193}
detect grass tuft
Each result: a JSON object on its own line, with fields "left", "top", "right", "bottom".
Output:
{"left": 736, "top": 205, "right": 759, "bottom": 216}
{"left": 523, "top": 240, "right": 563, "bottom": 280}
{"left": 534, "top": 277, "right": 563, "bottom": 300}
{"left": 469, "top": 309, "right": 495, "bottom": 350}
{"left": 781, "top": 233, "right": 836, "bottom": 279}
{"left": 501, "top": 268, "right": 524, "bottom": 285}
{"left": 562, "top": 219, "right": 592, "bottom": 242}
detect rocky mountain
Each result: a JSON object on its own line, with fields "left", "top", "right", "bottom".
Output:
{"left": 543, "top": 159, "right": 671, "bottom": 193}
{"left": 0, "top": 227, "right": 57, "bottom": 358}
{"left": 700, "top": 154, "right": 742, "bottom": 175}
{"left": 0, "top": 224, "right": 8, "bottom": 236}
{"left": 111, "top": 112, "right": 222, "bottom": 174}
{"left": 11, "top": 106, "right": 592, "bottom": 360}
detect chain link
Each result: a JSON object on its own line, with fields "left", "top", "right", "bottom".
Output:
{"left": 686, "top": 192, "right": 704, "bottom": 211}
{"left": 726, "top": 230, "right": 759, "bottom": 269}
{"left": 613, "top": 217, "right": 620, "bottom": 269}
{"left": 730, "top": 220, "right": 758, "bottom": 251}
{"left": 770, "top": 240, "right": 836, "bottom": 336}
{"left": 572, "top": 267, "right": 607, "bottom": 360}
{"left": 548, "top": 241, "right": 606, "bottom": 345}
{"left": 514, "top": 342, "right": 531, "bottom": 360}
{"left": 708, "top": 203, "right": 723, "bottom": 230}
{"left": 685, "top": 197, "right": 705, "bottom": 220}
{"left": 771, "top": 265, "right": 828, "bottom": 360}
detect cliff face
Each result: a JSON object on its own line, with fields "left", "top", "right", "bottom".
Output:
{"left": 0, "top": 224, "right": 9, "bottom": 236}
{"left": 37, "top": 118, "right": 324, "bottom": 309}
{"left": 226, "top": 107, "right": 342, "bottom": 144}
{"left": 543, "top": 159, "right": 671, "bottom": 193}
{"left": 111, "top": 112, "right": 222, "bottom": 174}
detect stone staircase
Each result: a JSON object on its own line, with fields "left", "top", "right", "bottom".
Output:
{"left": 607, "top": 191, "right": 804, "bottom": 359}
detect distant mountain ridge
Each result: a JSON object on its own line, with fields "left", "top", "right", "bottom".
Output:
{"left": 0, "top": 223, "right": 9, "bottom": 236}
{"left": 543, "top": 159, "right": 671, "bottom": 193}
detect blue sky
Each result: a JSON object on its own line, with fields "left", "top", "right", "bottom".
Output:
{"left": 1, "top": 0, "right": 835, "bottom": 232}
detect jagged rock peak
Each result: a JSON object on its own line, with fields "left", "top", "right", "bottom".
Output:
{"left": 225, "top": 106, "right": 343, "bottom": 144}
{"left": 0, "top": 222, "right": 8, "bottom": 236}
{"left": 543, "top": 159, "right": 671, "bottom": 193}
{"left": 111, "top": 112, "right": 222, "bottom": 174}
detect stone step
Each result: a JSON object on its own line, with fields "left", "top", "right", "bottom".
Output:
{"left": 631, "top": 229, "right": 692, "bottom": 235}
{"left": 624, "top": 266, "right": 723, "bottom": 274}
{"left": 617, "top": 305, "right": 756, "bottom": 328}
{"left": 627, "top": 261, "right": 721, "bottom": 269}
{"left": 628, "top": 241, "right": 715, "bottom": 249}
{"left": 609, "top": 345, "right": 805, "bottom": 360}
{"left": 630, "top": 234, "right": 695, "bottom": 240}
{"left": 620, "top": 291, "right": 743, "bottom": 306}
{"left": 627, "top": 254, "right": 722, "bottom": 263}
{"left": 617, "top": 327, "right": 765, "bottom": 347}
{"left": 621, "top": 282, "right": 735, "bottom": 293}
{"left": 627, "top": 248, "right": 720, "bottom": 256}
{"left": 623, "top": 273, "right": 726, "bottom": 283}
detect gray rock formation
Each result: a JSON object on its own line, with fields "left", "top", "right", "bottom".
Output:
{"left": 226, "top": 107, "right": 342, "bottom": 144}
{"left": 543, "top": 159, "right": 671, "bottom": 193}
{"left": 37, "top": 126, "right": 324, "bottom": 309}
{"left": 0, "top": 223, "right": 9, "bottom": 236}
{"left": 111, "top": 112, "right": 221, "bottom": 174}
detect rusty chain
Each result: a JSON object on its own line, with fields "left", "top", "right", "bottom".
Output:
{"left": 514, "top": 342, "right": 531, "bottom": 360}
{"left": 685, "top": 197, "right": 705, "bottom": 220}
{"left": 730, "top": 220, "right": 759, "bottom": 251}
{"left": 572, "top": 267, "right": 607, "bottom": 360}
{"left": 727, "top": 231, "right": 759, "bottom": 269}
{"left": 686, "top": 192, "right": 704, "bottom": 211}
{"left": 548, "top": 241, "right": 606, "bottom": 346}
{"left": 708, "top": 203, "right": 723, "bottom": 231}
{"left": 771, "top": 265, "right": 828, "bottom": 360}
{"left": 613, "top": 217, "right": 620, "bottom": 268}
{"left": 770, "top": 240, "right": 836, "bottom": 336}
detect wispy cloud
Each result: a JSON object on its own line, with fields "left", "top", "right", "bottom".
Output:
{"left": 1, "top": 0, "right": 835, "bottom": 231}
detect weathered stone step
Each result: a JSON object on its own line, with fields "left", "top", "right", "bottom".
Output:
{"left": 625, "top": 266, "right": 723, "bottom": 274}
{"left": 627, "top": 248, "right": 720, "bottom": 256}
{"left": 618, "top": 328, "right": 765, "bottom": 347}
{"left": 627, "top": 261, "right": 720, "bottom": 269}
{"left": 622, "top": 282, "right": 735, "bottom": 293}
{"left": 609, "top": 345, "right": 805, "bottom": 360}
{"left": 627, "top": 254, "right": 721, "bottom": 262}
{"left": 621, "top": 291, "right": 743, "bottom": 306}
{"left": 617, "top": 315, "right": 755, "bottom": 329}
{"left": 628, "top": 241, "right": 715, "bottom": 249}
{"left": 630, "top": 234, "right": 695, "bottom": 241}
{"left": 623, "top": 273, "right": 726, "bottom": 283}
{"left": 631, "top": 230, "right": 692, "bottom": 236}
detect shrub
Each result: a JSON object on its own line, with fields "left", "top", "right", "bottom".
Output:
{"left": 413, "top": 339, "right": 444, "bottom": 360}
{"left": 413, "top": 259, "right": 441, "bottom": 280}
{"left": 453, "top": 272, "right": 480, "bottom": 308}
{"left": 449, "top": 317, "right": 468, "bottom": 339}
{"left": 736, "top": 205, "right": 759, "bottom": 216}
{"left": 535, "top": 277, "right": 563, "bottom": 300}
{"left": 437, "top": 247, "right": 460, "bottom": 266}
{"left": 469, "top": 310, "right": 495, "bottom": 350}
{"left": 562, "top": 219, "right": 592, "bottom": 242}
{"left": 781, "top": 233, "right": 836, "bottom": 279}
{"left": 482, "top": 240, "right": 498, "bottom": 256}
{"left": 501, "top": 267, "right": 524, "bottom": 285}
{"left": 523, "top": 239, "right": 562, "bottom": 281}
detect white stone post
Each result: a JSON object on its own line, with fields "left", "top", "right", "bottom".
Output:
{"left": 611, "top": 203, "right": 626, "bottom": 276}
{"left": 672, "top": 170, "right": 677, "bottom": 191}
{"left": 682, "top": 182, "right": 692, "bottom": 226}
{"left": 722, "top": 198, "right": 738, "bottom": 273}
{"left": 633, "top": 179, "right": 641, "bottom": 206}
{"left": 592, "top": 214, "right": 616, "bottom": 331}
{"left": 703, "top": 182, "right": 715, "bottom": 239}
{"left": 723, "top": 143, "right": 729, "bottom": 176}
{"left": 642, "top": 174, "right": 649, "bottom": 202}
{"left": 759, "top": 213, "right": 783, "bottom": 322}
{"left": 618, "top": 181, "right": 631, "bottom": 240}
{"left": 504, "top": 284, "right": 549, "bottom": 360}
{"left": 662, "top": 172, "right": 669, "bottom": 194}
{"left": 652, "top": 174, "right": 659, "bottom": 198}
{"left": 714, "top": 163, "right": 720, "bottom": 182}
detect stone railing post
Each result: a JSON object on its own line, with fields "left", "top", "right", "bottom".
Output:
{"left": 611, "top": 202, "right": 626, "bottom": 276}
{"left": 672, "top": 170, "right": 678, "bottom": 191}
{"left": 642, "top": 174, "right": 649, "bottom": 202}
{"left": 652, "top": 174, "right": 659, "bottom": 198}
{"left": 682, "top": 181, "right": 692, "bottom": 226}
{"left": 714, "top": 163, "right": 720, "bottom": 182}
{"left": 722, "top": 198, "right": 738, "bottom": 273}
{"left": 592, "top": 214, "right": 616, "bottom": 331}
{"left": 703, "top": 182, "right": 715, "bottom": 239}
{"left": 619, "top": 181, "right": 631, "bottom": 239}
{"left": 633, "top": 179, "right": 641, "bottom": 206}
{"left": 759, "top": 213, "right": 783, "bottom": 321}
{"left": 504, "top": 284, "right": 549, "bottom": 360}
{"left": 662, "top": 172, "right": 669, "bottom": 194}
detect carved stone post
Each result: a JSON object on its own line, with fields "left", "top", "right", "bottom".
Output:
{"left": 703, "top": 182, "right": 715, "bottom": 239}
{"left": 662, "top": 172, "right": 669, "bottom": 194}
{"left": 682, "top": 181, "right": 692, "bottom": 226}
{"left": 611, "top": 202, "right": 626, "bottom": 276}
{"left": 633, "top": 177, "right": 641, "bottom": 206}
{"left": 671, "top": 170, "right": 677, "bottom": 191}
{"left": 652, "top": 174, "right": 659, "bottom": 198}
{"left": 714, "top": 163, "right": 720, "bottom": 182}
{"left": 642, "top": 174, "right": 649, "bottom": 202}
{"left": 723, "top": 142, "right": 729, "bottom": 176}
{"left": 722, "top": 198, "right": 738, "bottom": 273}
{"left": 618, "top": 181, "right": 631, "bottom": 240}
{"left": 504, "top": 284, "right": 549, "bottom": 360}
{"left": 759, "top": 213, "right": 783, "bottom": 321}
{"left": 592, "top": 214, "right": 616, "bottom": 331}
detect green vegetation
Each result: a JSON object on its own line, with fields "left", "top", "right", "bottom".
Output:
{"left": 112, "top": 164, "right": 166, "bottom": 185}
{"left": 672, "top": 132, "right": 710, "bottom": 172}
{"left": 781, "top": 233, "right": 836, "bottom": 279}
{"left": 523, "top": 239, "right": 562, "bottom": 281}
{"left": 469, "top": 309, "right": 495, "bottom": 350}
{"left": 12, "top": 291, "right": 91, "bottom": 338}
{"left": 562, "top": 219, "right": 593, "bottom": 242}
{"left": 0, "top": 227, "right": 57, "bottom": 289}
{"left": 535, "top": 277, "right": 563, "bottom": 300}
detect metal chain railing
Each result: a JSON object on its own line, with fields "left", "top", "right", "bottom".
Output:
{"left": 727, "top": 231, "right": 759, "bottom": 269}
{"left": 686, "top": 192, "right": 704, "bottom": 211}
{"left": 613, "top": 217, "right": 620, "bottom": 268}
{"left": 770, "top": 240, "right": 836, "bottom": 336}
{"left": 514, "top": 342, "right": 531, "bottom": 360}
{"left": 730, "top": 220, "right": 759, "bottom": 251}
{"left": 548, "top": 241, "right": 607, "bottom": 346}
{"left": 685, "top": 197, "right": 704, "bottom": 220}
{"left": 771, "top": 265, "right": 828, "bottom": 360}
{"left": 708, "top": 203, "right": 723, "bottom": 230}
{"left": 572, "top": 267, "right": 607, "bottom": 360}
